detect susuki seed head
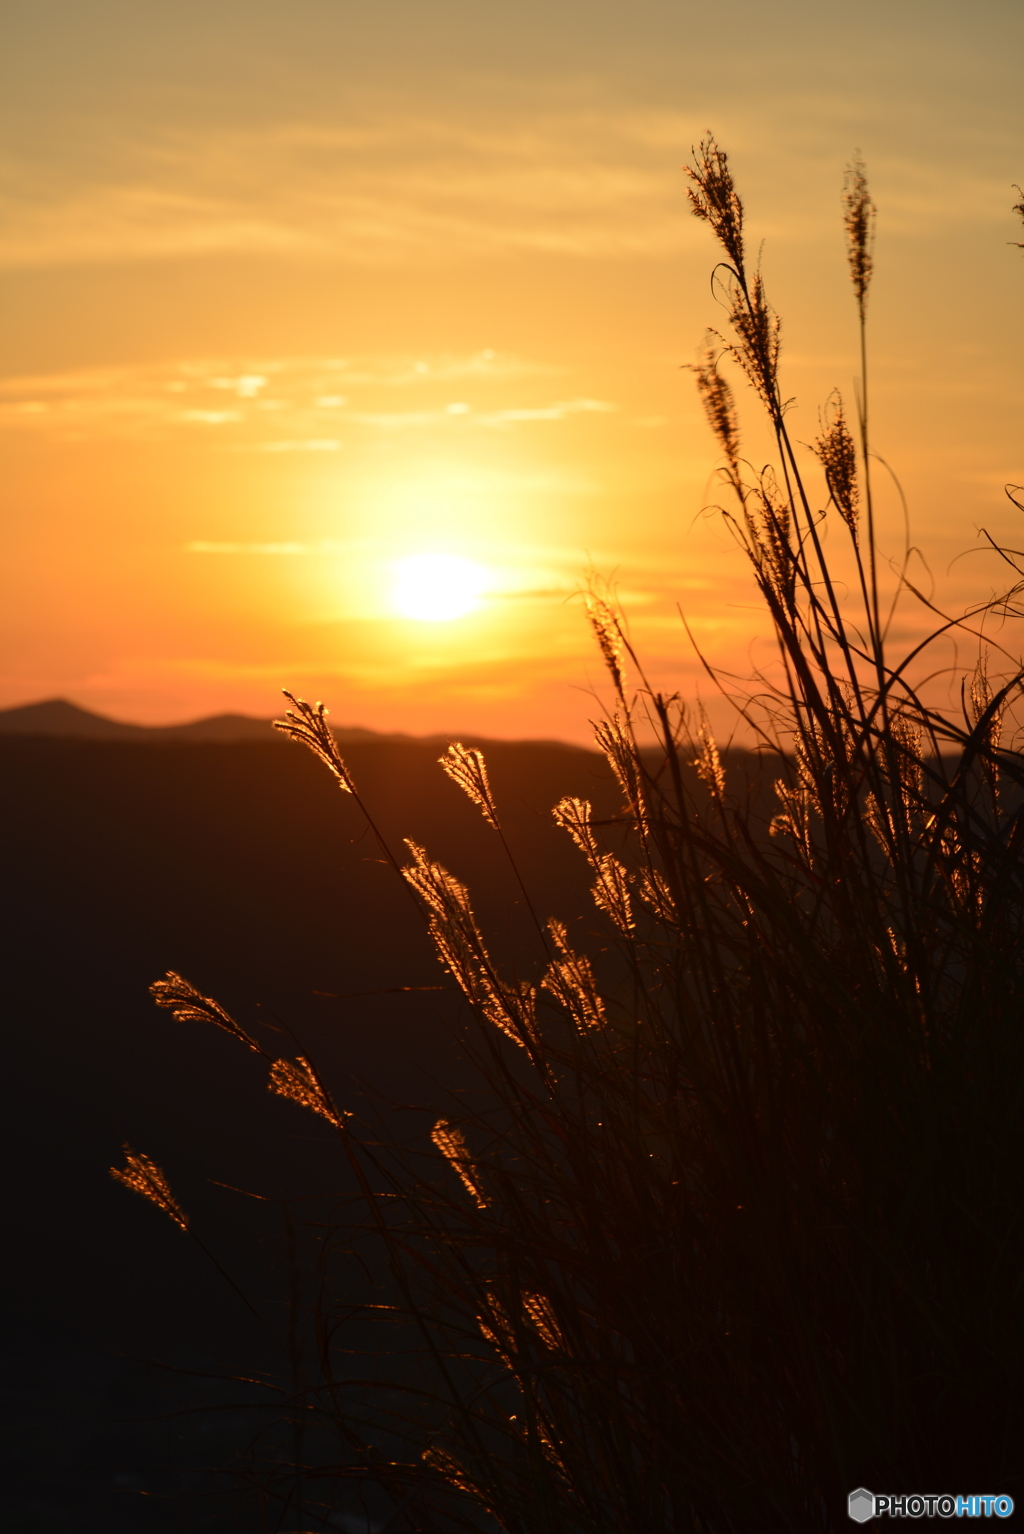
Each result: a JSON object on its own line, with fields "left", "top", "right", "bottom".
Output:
{"left": 110, "top": 1145, "right": 189, "bottom": 1231}
{"left": 273, "top": 691, "right": 358, "bottom": 794}
{"left": 591, "top": 852, "right": 635, "bottom": 932}
{"left": 269, "top": 1055, "right": 348, "bottom": 1129}
{"left": 542, "top": 919, "right": 607, "bottom": 1030}
{"left": 693, "top": 713, "right": 726, "bottom": 799}
{"left": 693, "top": 340, "right": 740, "bottom": 473}
{"left": 522, "top": 1292, "right": 564, "bottom": 1352}
{"left": 686, "top": 134, "right": 745, "bottom": 275}
{"left": 552, "top": 795, "right": 599, "bottom": 864}
{"left": 440, "top": 742, "right": 499, "bottom": 831}
{"left": 402, "top": 839, "right": 474, "bottom": 924}
{"left": 813, "top": 395, "right": 860, "bottom": 538}
{"left": 422, "top": 1446, "right": 479, "bottom": 1499}
{"left": 843, "top": 155, "right": 876, "bottom": 316}
{"left": 432, "top": 1119, "right": 489, "bottom": 1208}
{"left": 150, "top": 971, "right": 262, "bottom": 1054}
{"left": 585, "top": 593, "right": 627, "bottom": 699}
{"left": 594, "top": 715, "right": 644, "bottom": 821}
{"left": 477, "top": 1289, "right": 515, "bottom": 1362}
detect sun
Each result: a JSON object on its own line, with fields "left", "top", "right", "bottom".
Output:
{"left": 391, "top": 553, "right": 489, "bottom": 621}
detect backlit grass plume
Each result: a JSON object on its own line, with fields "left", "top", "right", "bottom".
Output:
{"left": 110, "top": 1145, "right": 188, "bottom": 1231}
{"left": 403, "top": 839, "right": 536, "bottom": 1048}
{"left": 431, "top": 1119, "right": 489, "bottom": 1210}
{"left": 541, "top": 919, "right": 607, "bottom": 1031}
{"left": 150, "top": 969, "right": 263, "bottom": 1054}
{"left": 440, "top": 742, "right": 500, "bottom": 831}
{"left": 274, "top": 691, "right": 358, "bottom": 794}
{"left": 585, "top": 592, "right": 628, "bottom": 700}
{"left": 269, "top": 1055, "right": 348, "bottom": 1129}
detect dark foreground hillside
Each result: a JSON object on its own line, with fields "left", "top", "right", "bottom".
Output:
{"left": 1, "top": 731, "right": 627, "bottom": 1532}
{"left": 1, "top": 729, "right": 785, "bottom": 1531}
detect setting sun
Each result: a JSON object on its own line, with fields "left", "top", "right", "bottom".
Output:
{"left": 391, "top": 553, "right": 489, "bottom": 621}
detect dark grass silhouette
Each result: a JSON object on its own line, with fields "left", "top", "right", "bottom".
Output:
{"left": 115, "top": 147, "right": 1024, "bottom": 1531}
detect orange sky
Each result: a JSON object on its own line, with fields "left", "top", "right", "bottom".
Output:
{"left": 2, "top": 0, "right": 1022, "bottom": 743}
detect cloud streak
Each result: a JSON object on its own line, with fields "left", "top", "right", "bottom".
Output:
{"left": 0, "top": 108, "right": 699, "bottom": 272}
{"left": 2, "top": 73, "right": 1017, "bottom": 278}
{"left": 187, "top": 541, "right": 312, "bottom": 554}
{"left": 0, "top": 352, "right": 611, "bottom": 444}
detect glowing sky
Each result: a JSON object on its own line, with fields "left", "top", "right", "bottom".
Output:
{"left": 2, "top": 0, "right": 1022, "bottom": 741}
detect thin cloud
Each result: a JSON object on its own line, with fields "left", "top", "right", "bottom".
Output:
{"left": 255, "top": 438, "right": 341, "bottom": 452}
{"left": 0, "top": 108, "right": 701, "bottom": 271}
{"left": 346, "top": 399, "right": 614, "bottom": 430}
{"left": 1, "top": 85, "right": 1016, "bottom": 275}
{"left": 187, "top": 541, "right": 311, "bottom": 554}
{"left": 180, "top": 409, "right": 242, "bottom": 424}
{"left": 0, "top": 351, "right": 582, "bottom": 442}
{"left": 479, "top": 398, "right": 615, "bottom": 425}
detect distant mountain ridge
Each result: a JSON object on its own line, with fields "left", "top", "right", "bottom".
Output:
{"left": 0, "top": 698, "right": 409, "bottom": 744}
{"left": 0, "top": 698, "right": 586, "bottom": 751}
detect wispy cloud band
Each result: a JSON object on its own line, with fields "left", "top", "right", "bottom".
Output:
{"left": 0, "top": 352, "right": 615, "bottom": 444}
{"left": 0, "top": 108, "right": 700, "bottom": 272}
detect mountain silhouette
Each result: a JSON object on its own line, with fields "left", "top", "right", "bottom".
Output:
{"left": 0, "top": 698, "right": 576, "bottom": 748}
{"left": 0, "top": 697, "right": 409, "bottom": 743}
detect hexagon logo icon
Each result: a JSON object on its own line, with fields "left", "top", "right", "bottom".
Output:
{"left": 848, "top": 1488, "right": 875, "bottom": 1523}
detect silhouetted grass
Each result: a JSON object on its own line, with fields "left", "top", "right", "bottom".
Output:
{"left": 121, "top": 145, "right": 1024, "bottom": 1532}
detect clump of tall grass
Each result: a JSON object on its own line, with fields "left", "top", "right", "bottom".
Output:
{"left": 122, "top": 146, "right": 1024, "bottom": 1531}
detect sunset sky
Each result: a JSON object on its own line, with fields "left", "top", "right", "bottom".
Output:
{"left": 3, "top": 0, "right": 1022, "bottom": 742}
